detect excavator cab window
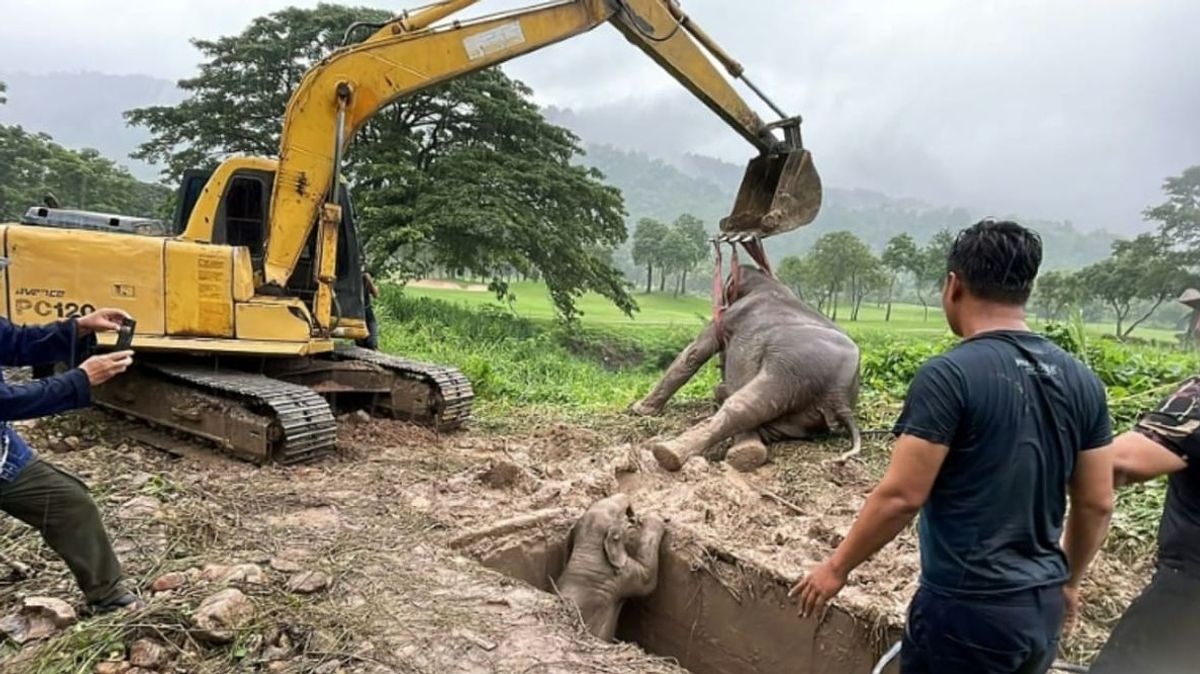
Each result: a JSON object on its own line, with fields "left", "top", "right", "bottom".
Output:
{"left": 222, "top": 177, "right": 266, "bottom": 259}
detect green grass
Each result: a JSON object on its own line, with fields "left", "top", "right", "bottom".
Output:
{"left": 402, "top": 279, "right": 1178, "bottom": 343}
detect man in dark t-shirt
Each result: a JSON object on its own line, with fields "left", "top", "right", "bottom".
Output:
{"left": 1090, "top": 377, "right": 1200, "bottom": 673}
{"left": 791, "top": 220, "right": 1114, "bottom": 674}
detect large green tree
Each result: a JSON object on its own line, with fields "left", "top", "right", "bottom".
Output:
{"left": 1079, "top": 233, "right": 1190, "bottom": 338}
{"left": 0, "top": 125, "right": 169, "bottom": 221}
{"left": 126, "top": 4, "right": 633, "bottom": 320}
{"left": 914, "top": 229, "right": 954, "bottom": 321}
{"left": 1146, "top": 166, "right": 1200, "bottom": 253}
{"left": 665, "top": 213, "right": 708, "bottom": 296}
{"left": 804, "top": 231, "right": 874, "bottom": 320}
{"left": 777, "top": 255, "right": 808, "bottom": 301}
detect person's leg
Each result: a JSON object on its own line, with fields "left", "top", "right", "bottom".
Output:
{"left": 904, "top": 589, "right": 1051, "bottom": 674}
{"left": 357, "top": 302, "right": 379, "bottom": 350}
{"left": 899, "top": 588, "right": 936, "bottom": 674}
{"left": 1090, "top": 568, "right": 1200, "bottom": 674}
{"left": 0, "top": 459, "right": 128, "bottom": 605}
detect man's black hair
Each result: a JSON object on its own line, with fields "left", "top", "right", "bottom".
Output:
{"left": 947, "top": 219, "right": 1042, "bottom": 304}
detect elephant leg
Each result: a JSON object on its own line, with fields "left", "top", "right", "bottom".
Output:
{"left": 725, "top": 431, "right": 769, "bottom": 473}
{"left": 631, "top": 323, "right": 720, "bottom": 416}
{"left": 652, "top": 373, "right": 787, "bottom": 471}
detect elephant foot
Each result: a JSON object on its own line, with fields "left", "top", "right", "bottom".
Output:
{"left": 726, "top": 440, "right": 769, "bottom": 472}
{"left": 629, "top": 400, "right": 661, "bottom": 417}
{"left": 651, "top": 441, "right": 688, "bottom": 472}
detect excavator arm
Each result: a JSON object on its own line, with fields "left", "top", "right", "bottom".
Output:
{"left": 261, "top": 0, "right": 821, "bottom": 293}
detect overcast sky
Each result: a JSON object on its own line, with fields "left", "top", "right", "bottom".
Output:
{"left": 2, "top": 0, "right": 1197, "bottom": 233}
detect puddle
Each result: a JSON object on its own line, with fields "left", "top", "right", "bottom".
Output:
{"left": 476, "top": 527, "right": 900, "bottom": 674}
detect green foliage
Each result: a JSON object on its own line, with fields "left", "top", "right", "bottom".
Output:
{"left": 1079, "top": 233, "right": 1191, "bottom": 338}
{"left": 0, "top": 125, "right": 170, "bottom": 221}
{"left": 1145, "top": 165, "right": 1200, "bottom": 253}
{"left": 126, "top": 4, "right": 633, "bottom": 321}
{"left": 0, "top": 80, "right": 6, "bottom": 106}
{"left": 631, "top": 217, "right": 670, "bottom": 293}
{"left": 777, "top": 255, "right": 807, "bottom": 300}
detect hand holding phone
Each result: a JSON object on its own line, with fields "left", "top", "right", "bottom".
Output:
{"left": 115, "top": 317, "right": 136, "bottom": 351}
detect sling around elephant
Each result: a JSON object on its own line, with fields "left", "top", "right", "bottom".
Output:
{"left": 555, "top": 494, "right": 665, "bottom": 641}
{"left": 632, "top": 266, "right": 861, "bottom": 472}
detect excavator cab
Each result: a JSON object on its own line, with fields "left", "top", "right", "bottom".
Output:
{"left": 720, "top": 117, "right": 822, "bottom": 239}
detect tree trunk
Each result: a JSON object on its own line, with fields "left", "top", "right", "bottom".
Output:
{"left": 831, "top": 289, "right": 839, "bottom": 321}
{"left": 660, "top": 271, "right": 666, "bottom": 293}
{"left": 885, "top": 279, "right": 895, "bottom": 321}
{"left": 1123, "top": 296, "right": 1169, "bottom": 339}
{"left": 680, "top": 269, "right": 688, "bottom": 296}
{"left": 645, "top": 265, "right": 653, "bottom": 294}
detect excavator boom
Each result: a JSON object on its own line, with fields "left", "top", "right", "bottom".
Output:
{"left": 260, "top": 0, "right": 822, "bottom": 290}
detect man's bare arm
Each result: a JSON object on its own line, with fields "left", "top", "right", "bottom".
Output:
{"left": 1063, "top": 445, "right": 1114, "bottom": 590}
{"left": 1112, "top": 430, "right": 1186, "bottom": 487}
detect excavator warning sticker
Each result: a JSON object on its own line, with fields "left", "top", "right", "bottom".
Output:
{"left": 463, "top": 22, "right": 526, "bottom": 60}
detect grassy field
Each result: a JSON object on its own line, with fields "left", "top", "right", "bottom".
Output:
{"left": 403, "top": 279, "right": 1178, "bottom": 342}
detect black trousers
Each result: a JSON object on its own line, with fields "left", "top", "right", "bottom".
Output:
{"left": 901, "top": 585, "right": 1065, "bottom": 674}
{"left": 1090, "top": 566, "right": 1200, "bottom": 674}
{"left": 0, "top": 459, "right": 124, "bottom": 604}
{"left": 356, "top": 303, "right": 379, "bottom": 350}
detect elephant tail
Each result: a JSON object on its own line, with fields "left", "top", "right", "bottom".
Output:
{"left": 834, "top": 408, "right": 862, "bottom": 463}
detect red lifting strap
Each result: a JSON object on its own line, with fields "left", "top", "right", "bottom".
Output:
{"left": 712, "top": 236, "right": 773, "bottom": 347}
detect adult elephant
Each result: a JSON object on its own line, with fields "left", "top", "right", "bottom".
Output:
{"left": 632, "top": 266, "right": 861, "bottom": 472}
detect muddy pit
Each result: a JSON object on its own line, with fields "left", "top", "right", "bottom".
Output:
{"left": 475, "top": 526, "right": 901, "bottom": 674}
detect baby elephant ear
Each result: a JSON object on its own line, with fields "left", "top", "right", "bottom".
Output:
{"left": 603, "top": 525, "right": 629, "bottom": 572}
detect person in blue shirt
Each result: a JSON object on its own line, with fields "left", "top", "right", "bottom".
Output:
{"left": 790, "top": 220, "right": 1115, "bottom": 673}
{"left": 0, "top": 258, "right": 142, "bottom": 614}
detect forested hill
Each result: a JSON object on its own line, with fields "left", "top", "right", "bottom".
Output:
{"left": 578, "top": 143, "right": 1117, "bottom": 270}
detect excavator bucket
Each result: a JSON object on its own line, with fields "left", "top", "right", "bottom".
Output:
{"left": 720, "top": 148, "right": 822, "bottom": 238}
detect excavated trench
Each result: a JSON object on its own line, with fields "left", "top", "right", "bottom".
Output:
{"left": 476, "top": 525, "right": 901, "bottom": 674}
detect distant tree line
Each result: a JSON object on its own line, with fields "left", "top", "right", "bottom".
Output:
{"left": 770, "top": 165, "right": 1200, "bottom": 340}
{"left": 0, "top": 79, "right": 169, "bottom": 221}
{"left": 630, "top": 214, "right": 709, "bottom": 296}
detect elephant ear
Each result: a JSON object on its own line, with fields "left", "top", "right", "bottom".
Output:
{"left": 603, "top": 524, "right": 630, "bottom": 572}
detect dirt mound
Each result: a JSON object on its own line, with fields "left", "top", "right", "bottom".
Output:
{"left": 0, "top": 401, "right": 1134, "bottom": 671}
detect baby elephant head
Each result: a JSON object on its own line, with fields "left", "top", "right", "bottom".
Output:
{"left": 558, "top": 494, "right": 666, "bottom": 640}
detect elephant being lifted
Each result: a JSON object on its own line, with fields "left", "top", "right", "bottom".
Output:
{"left": 632, "top": 266, "right": 862, "bottom": 472}
{"left": 555, "top": 494, "right": 665, "bottom": 641}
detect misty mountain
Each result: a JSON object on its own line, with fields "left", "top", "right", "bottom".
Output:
{"left": 578, "top": 143, "right": 1117, "bottom": 271}
{"left": 0, "top": 71, "right": 1120, "bottom": 269}
{"left": 0, "top": 70, "right": 179, "bottom": 181}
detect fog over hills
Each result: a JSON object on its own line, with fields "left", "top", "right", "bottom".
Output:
{"left": 0, "top": 70, "right": 1122, "bottom": 266}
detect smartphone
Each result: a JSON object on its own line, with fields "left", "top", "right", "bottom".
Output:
{"left": 115, "top": 317, "right": 136, "bottom": 351}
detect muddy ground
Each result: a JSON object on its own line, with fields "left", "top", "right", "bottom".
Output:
{"left": 0, "top": 384, "right": 1149, "bottom": 673}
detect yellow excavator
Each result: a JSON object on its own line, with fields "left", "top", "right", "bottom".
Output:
{"left": 0, "top": 0, "right": 822, "bottom": 464}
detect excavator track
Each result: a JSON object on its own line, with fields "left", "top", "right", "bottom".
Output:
{"left": 332, "top": 346, "right": 474, "bottom": 431}
{"left": 93, "top": 361, "right": 338, "bottom": 465}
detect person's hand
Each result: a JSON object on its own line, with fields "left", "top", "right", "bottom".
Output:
{"left": 1062, "top": 584, "right": 1082, "bottom": 636}
{"left": 79, "top": 351, "right": 133, "bottom": 386}
{"left": 789, "top": 559, "right": 848, "bottom": 618}
{"left": 77, "top": 308, "right": 130, "bottom": 336}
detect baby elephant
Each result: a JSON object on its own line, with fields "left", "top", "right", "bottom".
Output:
{"left": 555, "top": 494, "right": 665, "bottom": 641}
{"left": 632, "top": 266, "right": 861, "bottom": 472}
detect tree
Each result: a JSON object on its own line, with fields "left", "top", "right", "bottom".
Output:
{"left": 1145, "top": 166, "right": 1200, "bottom": 253}
{"left": 0, "top": 80, "right": 6, "bottom": 106}
{"left": 126, "top": 5, "right": 633, "bottom": 321}
{"left": 0, "top": 125, "right": 170, "bottom": 221}
{"left": 849, "top": 256, "right": 888, "bottom": 321}
{"left": 1079, "top": 233, "right": 1190, "bottom": 338}
{"left": 1032, "top": 270, "right": 1083, "bottom": 321}
{"left": 632, "top": 217, "right": 669, "bottom": 294}
{"left": 804, "top": 231, "right": 873, "bottom": 320}
{"left": 881, "top": 233, "right": 918, "bottom": 321}
{"left": 913, "top": 229, "right": 954, "bottom": 321}
{"left": 777, "top": 255, "right": 807, "bottom": 301}
{"left": 669, "top": 213, "right": 709, "bottom": 296}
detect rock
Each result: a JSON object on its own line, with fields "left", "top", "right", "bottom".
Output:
{"left": 479, "top": 459, "right": 523, "bottom": 489}
{"left": 129, "top": 473, "right": 155, "bottom": 489}
{"left": 118, "top": 496, "right": 163, "bottom": 520}
{"left": 64, "top": 436, "right": 82, "bottom": 450}
{"left": 95, "top": 663, "right": 131, "bottom": 674}
{"left": 192, "top": 589, "right": 254, "bottom": 643}
{"left": 150, "top": 571, "right": 187, "bottom": 593}
{"left": 0, "top": 596, "right": 77, "bottom": 643}
{"left": 129, "top": 638, "right": 169, "bottom": 669}
{"left": 201, "top": 563, "right": 266, "bottom": 585}
{"left": 286, "top": 570, "right": 332, "bottom": 595}
{"left": 352, "top": 409, "right": 371, "bottom": 425}
{"left": 48, "top": 436, "right": 72, "bottom": 453}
